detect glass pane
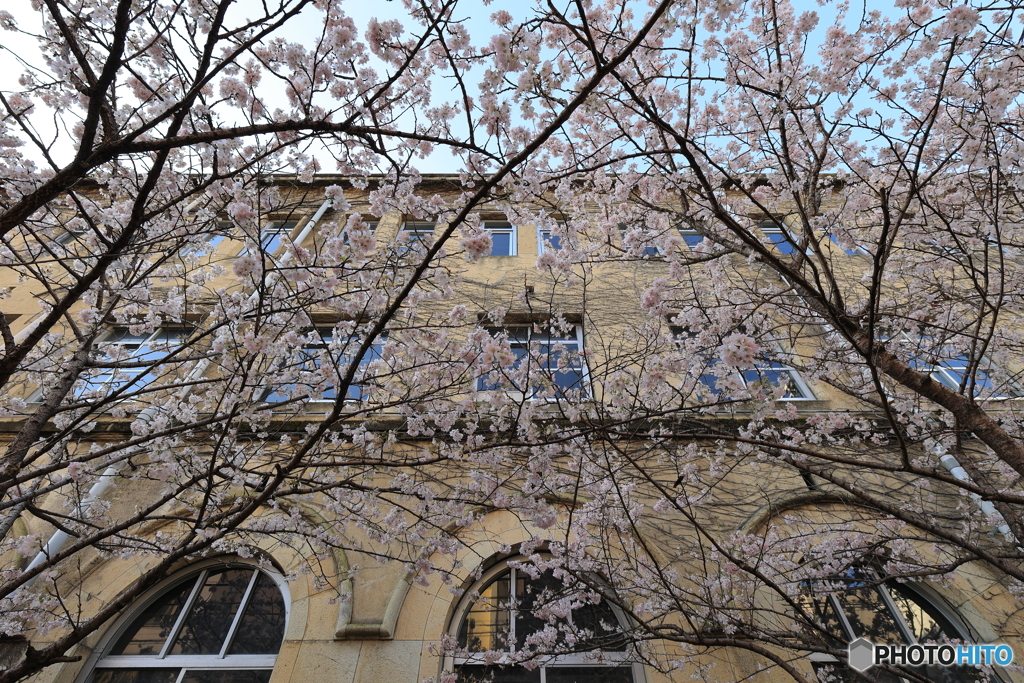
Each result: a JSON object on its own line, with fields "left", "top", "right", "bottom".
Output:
{"left": 91, "top": 670, "right": 181, "bottom": 683}
{"left": 572, "top": 599, "right": 626, "bottom": 651}
{"left": 766, "top": 231, "right": 796, "bottom": 255}
{"left": 478, "top": 346, "right": 529, "bottom": 392}
{"left": 110, "top": 577, "right": 198, "bottom": 655}
{"left": 542, "top": 233, "right": 562, "bottom": 251}
{"left": 515, "top": 569, "right": 562, "bottom": 647}
{"left": 883, "top": 583, "right": 989, "bottom": 683}
{"left": 228, "top": 573, "right": 287, "bottom": 654}
{"left": 680, "top": 232, "right": 702, "bottom": 249}
{"left": 831, "top": 584, "right": 905, "bottom": 643}
{"left": 170, "top": 568, "right": 253, "bottom": 655}
{"left": 545, "top": 667, "right": 634, "bottom": 683}
{"left": 539, "top": 344, "right": 585, "bottom": 397}
{"left": 454, "top": 665, "right": 540, "bottom": 683}
{"left": 459, "top": 571, "right": 513, "bottom": 652}
{"left": 179, "top": 671, "right": 273, "bottom": 683}
{"left": 491, "top": 232, "right": 513, "bottom": 256}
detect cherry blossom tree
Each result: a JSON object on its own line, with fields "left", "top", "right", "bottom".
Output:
{"left": 1, "top": 0, "right": 1023, "bottom": 682}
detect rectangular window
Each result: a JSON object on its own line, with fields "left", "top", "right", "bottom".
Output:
{"left": 538, "top": 228, "right": 562, "bottom": 254}
{"left": 399, "top": 222, "right": 435, "bottom": 251}
{"left": 759, "top": 220, "right": 801, "bottom": 255}
{"left": 477, "top": 326, "right": 587, "bottom": 398}
{"left": 678, "top": 227, "right": 703, "bottom": 251}
{"left": 910, "top": 350, "right": 1015, "bottom": 398}
{"left": 78, "top": 328, "right": 187, "bottom": 397}
{"left": 828, "top": 234, "right": 868, "bottom": 256}
{"left": 262, "top": 329, "right": 382, "bottom": 403}
{"left": 673, "top": 328, "right": 814, "bottom": 400}
{"left": 619, "top": 224, "right": 660, "bottom": 257}
{"left": 180, "top": 221, "right": 230, "bottom": 259}
{"left": 259, "top": 220, "right": 298, "bottom": 255}
{"left": 485, "top": 222, "right": 516, "bottom": 256}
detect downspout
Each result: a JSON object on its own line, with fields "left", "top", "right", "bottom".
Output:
{"left": 23, "top": 197, "right": 335, "bottom": 582}
{"left": 939, "top": 454, "right": 1014, "bottom": 540}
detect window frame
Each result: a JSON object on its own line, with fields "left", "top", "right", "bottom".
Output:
{"left": 803, "top": 569, "right": 995, "bottom": 683}
{"left": 257, "top": 219, "right": 299, "bottom": 256}
{"left": 537, "top": 227, "right": 563, "bottom": 254}
{"left": 398, "top": 221, "right": 436, "bottom": 252}
{"left": 671, "top": 327, "right": 815, "bottom": 401}
{"left": 896, "top": 334, "right": 1018, "bottom": 399}
{"left": 260, "top": 327, "right": 384, "bottom": 405}
{"left": 485, "top": 221, "right": 517, "bottom": 256}
{"left": 446, "top": 557, "right": 642, "bottom": 683}
{"left": 476, "top": 325, "right": 589, "bottom": 400}
{"left": 73, "top": 327, "right": 189, "bottom": 399}
{"left": 677, "top": 226, "right": 703, "bottom": 251}
{"left": 74, "top": 559, "right": 289, "bottom": 683}
{"left": 758, "top": 219, "right": 807, "bottom": 256}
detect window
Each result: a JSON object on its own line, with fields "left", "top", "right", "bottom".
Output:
{"left": 486, "top": 222, "right": 517, "bottom": 256}
{"left": 399, "top": 222, "right": 436, "bottom": 251}
{"left": 911, "top": 353, "right": 1015, "bottom": 398}
{"left": 538, "top": 228, "right": 562, "bottom": 254}
{"left": 802, "top": 569, "right": 990, "bottom": 683}
{"left": 180, "top": 222, "right": 230, "bottom": 259}
{"left": 828, "top": 234, "right": 868, "bottom": 256}
{"left": 86, "top": 563, "right": 286, "bottom": 683}
{"left": 677, "top": 227, "right": 703, "bottom": 251}
{"left": 477, "top": 326, "right": 588, "bottom": 398}
{"left": 672, "top": 328, "right": 813, "bottom": 400}
{"left": 261, "top": 328, "right": 382, "bottom": 403}
{"left": 450, "top": 559, "right": 635, "bottom": 683}
{"left": 618, "top": 224, "right": 659, "bottom": 257}
{"left": 258, "top": 220, "right": 297, "bottom": 256}
{"left": 77, "top": 328, "right": 186, "bottom": 398}
{"left": 896, "top": 336, "right": 1017, "bottom": 399}
{"left": 759, "top": 220, "right": 801, "bottom": 255}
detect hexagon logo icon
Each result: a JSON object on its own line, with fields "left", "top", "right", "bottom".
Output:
{"left": 848, "top": 638, "right": 875, "bottom": 672}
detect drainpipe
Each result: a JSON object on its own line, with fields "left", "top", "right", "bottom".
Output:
{"left": 939, "top": 454, "right": 1014, "bottom": 540}
{"left": 23, "top": 197, "right": 335, "bottom": 583}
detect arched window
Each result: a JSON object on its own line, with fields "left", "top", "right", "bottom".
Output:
{"left": 804, "top": 569, "right": 994, "bottom": 683}
{"left": 85, "top": 563, "right": 287, "bottom": 683}
{"left": 450, "top": 558, "right": 637, "bottom": 683}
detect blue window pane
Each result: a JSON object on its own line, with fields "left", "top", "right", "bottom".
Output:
{"left": 264, "top": 336, "right": 382, "bottom": 403}
{"left": 478, "top": 346, "right": 530, "bottom": 391}
{"left": 640, "top": 245, "right": 660, "bottom": 256}
{"left": 491, "top": 232, "right": 513, "bottom": 256}
{"left": 766, "top": 232, "right": 796, "bottom": 255}
{"left": 829, "top": 234, "right": 861, "bottom": 255}
{"left": 542, "top": 232, "right": 562, "bottom": 251}
{"left": 540, "top": 343, "right": 585, "bottom": 396}
{"left": 680, "top": 233, "right": 702, "bottom": 249}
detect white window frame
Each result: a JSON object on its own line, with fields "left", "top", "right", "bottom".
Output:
{"left": 260, "top": 327, "right": 384, "bottom": 404}
{"left": 537, "top": 227, "right": 563, "bottom": 254}
{"left": 894, "top": 334, "right": 1017, "bottom": 399}
{"left": 258, "top": 219, "right": 298, "bottom": 255}
{"left": 75, "top": 558, "right": 289, "bottom": 683}
{"left": 827, "top": 234, "right": 869, "bottom": 256}
{"left": 180, "top": 220, "right": 231, "bottom": 259}
{"left": 677, "top": 226, "right": 703, "bottom": 251}
{"left": 445, "top": 557, "right": 643, "bottom": 683}
{"left": 671, "top": 327, "right": 814, "bottom": 401}
{"left": 485, "top": 221, "right": 517, "bottom": 256}
{"left": 758, "top": 219, "right": 809, "bottom": 256}
{"left": 73, "top": 327, "right": 187, "bottom": 399}
{"left": 401, "top": 221, "right": 436, "bottom": 239}
{"left": 617, "top": 224, "right": 660, "bottom": 258}
{"left": 476, "top": 325, "right": 589, "bottom": 400}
